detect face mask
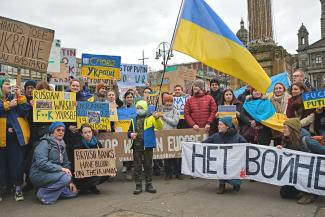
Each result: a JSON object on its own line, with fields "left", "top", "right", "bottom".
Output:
{"left": 137, "top": 109, "right": 146, "bottom": 116}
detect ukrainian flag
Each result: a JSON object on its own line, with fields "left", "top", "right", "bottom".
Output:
{"left": 172, "top": 0, "right": 271, "bottom": 93}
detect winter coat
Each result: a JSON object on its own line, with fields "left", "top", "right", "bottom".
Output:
{"left": 0, "top": 94, "right": 30, "bottom": 147}
{"left": 270, "top": 92, "right": 290, "bottom": 114}
{"left": 29, "top": 134, "right": 71, "bottom": 188}
{"left": 184, "top": 92, "right": 217, "bottom": 128}
{"left": 209, "top": 89, "right": 223, "bottom": 106}
{"left": 203, "top": 128, "right": 247, "bottom": 144}
{"left": 162, "top": 108, "right": 180, "bottom": 130}
{"left": 315, "top": 109, "right": 325, "bottom": 135}
{"left": 284, "top": 128, "right": 325, "bottom": 154}
{"left": 128, "top": 114, "right": 163, "bottom": 149}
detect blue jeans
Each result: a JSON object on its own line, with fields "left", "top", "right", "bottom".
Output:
{"left": 219, "top": 179, "right": 241, "bottom": 187}
{"left": 36, "top": 174, "right": 77, "bottom": 204}
{"left": 0, "top": 132, "right": 25, "bottom": 190}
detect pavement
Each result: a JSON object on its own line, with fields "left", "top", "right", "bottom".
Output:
{"left": 1, "top": 172, "right": 325, "bottom": 217}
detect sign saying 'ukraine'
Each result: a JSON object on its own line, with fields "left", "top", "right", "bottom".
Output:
{"left": 81, "top": 53, "right": 121, "bottom": 80}
{"left": 302, "top": 89, "right": 325, "bottom": 109}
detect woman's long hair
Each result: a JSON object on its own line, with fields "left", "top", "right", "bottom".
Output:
{"left": 222, "top": 88, "right": 237, "bottom": 105}
{"left": 283, "top": 127, "right": 301, "bottom": 150}
{"left": 291, "top": 82, "right": 308, "bottom": 117}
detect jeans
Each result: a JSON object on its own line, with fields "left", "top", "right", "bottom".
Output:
{"left": 133, "top": 149, "right": 153, "bottom": 184}
{"left": 219, "top": 179, "right": 241, "bottom": 186}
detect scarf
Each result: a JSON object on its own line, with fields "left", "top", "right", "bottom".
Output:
{"left": 81, "top": 136, "right": 98, "bottom": 149}
{"left": 271, "top": 92, "right": 289, "bottom": 114}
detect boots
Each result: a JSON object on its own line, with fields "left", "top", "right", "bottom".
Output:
{"left": 145, "top": 183, "right": 157, "bottom": 193}
{"left": 297, "top": 193, "right": 316, "bottom": 205}
{"left": 233, "top": 185, "right": 241, "bottom": 191}
{"left": 133, "top": 183, "right": 142, "bottom": 195}
{"left": 217, "top": 183, "right": 225, "bottom": 194}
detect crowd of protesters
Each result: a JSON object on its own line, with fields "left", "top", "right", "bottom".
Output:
{"left": 0, "top": 69, "right": 324, "bottom": 205}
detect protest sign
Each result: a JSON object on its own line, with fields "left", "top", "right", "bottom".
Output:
{"left": 0, "top": 16, "right": 54, "bottom": 72}
{"left": 173, "top": 96, "right": 189, "bottom": 118}
{"left": 97, "top": 128, "right": 208, "bottom": 161}
{"left": 114, "top": 120, "right": 131, "bottom": 132}
{"left": 217, "top": 105, "right": 237, "bottom": 118}
{"left": 47, "top": 39, "right": 61, "bottom": 73}
{"left": 109, "top": 102, "right": 118, "bottom": 121}
{"left": 74, "top": 148, "right": 116, "bottom": 178}
{"left": 33, "top": 90, "right": 76, "bottom": 122}
{"left": 118, "top": 64, "right": 148, "bottom": 87}
{"left": 81, "top": 53, "right": 121, "bottom": 80}
{"left": 303, "top": 89, "right": 325, "bottom": 109}
{"left": 117, "top": 107, "right": 137, "bottom": 120}
{"left": 147, "top": 91, "right": 159, "bottom": 114}
{"left": 77, "top": 101, "right": 110, "bottom": 130}
{"left": 61, "top": 48, "right": 76, "bottom": 77}
{"left": 182, "top": 142, "right": 325, "bottom": 196}
{"left": 49, "top": 63, "right": 69, "bottom": 85}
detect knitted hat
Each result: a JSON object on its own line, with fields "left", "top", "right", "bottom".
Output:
{"left": 193, "top": 79, "right": 205, "bottom": 90}
{"left": 49, "top": 122, "right": 66, "bottom": 133}
{"left": 96, "top": 82, "right": 106, "bottom": 93}
{"left": 219, "top": 116, "right": 233, "bottom": 128}
{"left": 136, "top": 100, "right": 148, "bottom": 111}
{"left": 163, "top": 94, "right": 173, "bottom": 103}
{"left": 210, "top": 77, "right": 220, "bottom": 86}
{"left": 24, "top": 80, "right": 36, "bottom": 89}
{"left": 284, "top": 118, "right": 301, "bottom": 133}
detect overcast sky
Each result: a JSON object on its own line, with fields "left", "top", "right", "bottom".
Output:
{"left": 0, "top": 0, "right": 322, "bottom": 71}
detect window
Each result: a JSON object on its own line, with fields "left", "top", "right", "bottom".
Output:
{"left": 315, "top": 56, "right": 322, "bottom": 64}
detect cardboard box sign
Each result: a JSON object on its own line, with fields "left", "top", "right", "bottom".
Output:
{"left": 74, "top": 148, "right": 116, "bottom": 178}
{"left": 0, "top": 16, "right": 54, "bottom": 72}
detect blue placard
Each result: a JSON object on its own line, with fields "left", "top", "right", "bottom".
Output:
{"left": 218, "top": 105, "right": 237, "bottom": 113}
{"left": 117, "top": 107, "right": 137, "bottom": 120}
{"left": 81, "top": 53, "right": 121, "bottom": 68}
{"left": 302, "top": 89, "right": 325, "bottom": 109}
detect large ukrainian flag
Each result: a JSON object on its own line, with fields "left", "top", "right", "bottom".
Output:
{"left": 172, "top": 0, "right": 271, "bottom": 93}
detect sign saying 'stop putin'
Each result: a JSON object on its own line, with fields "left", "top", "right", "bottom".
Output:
{"left": 81, "top": 53, "right": 121, "bottom": 80}
{"left": 0, "top": 16, "right": 54, "bottom": 72}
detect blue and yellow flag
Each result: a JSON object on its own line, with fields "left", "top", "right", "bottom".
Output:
{"left": 172, "top": 0, "right": 272, "bottom": 93}
{"left": 243, "top": 99, "right": 287, "bottom": 132}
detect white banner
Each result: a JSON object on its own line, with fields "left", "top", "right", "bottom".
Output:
{"left": 182, "top": 142, "right": 325, "bottom": 196}
{"left": 61, "top": 48, "right": 76, "bottom": 77}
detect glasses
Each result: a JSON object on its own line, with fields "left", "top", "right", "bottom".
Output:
{"left": 55, "top": 128, "right": 65, "bottom": 132}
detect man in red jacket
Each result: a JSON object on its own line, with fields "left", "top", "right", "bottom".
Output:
{"left": 184, "top": 79, "right": 217, "bottom": 132}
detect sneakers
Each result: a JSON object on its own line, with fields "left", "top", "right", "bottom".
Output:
{"left": 217, "top": 183, "right": 225, "bottom": 194}
{"left": 145, "top": 183, "right": 157, "bottom": 193}
{"left": 15, "top": 190, "right": 24, "bottom": 202}
{"left": 133, "top": 184, "right": 142, "bottom": 195}
{"left": 125, "top": 172, "right": 133, "bottom": 181}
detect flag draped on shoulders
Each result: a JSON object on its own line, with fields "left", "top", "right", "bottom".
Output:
{"left": 172, "top": 0, "right": 272, "bottom": 93}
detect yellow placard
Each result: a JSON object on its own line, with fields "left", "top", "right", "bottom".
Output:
{"left": 303, "top": 99, "right": 325, "bottom": 110}
{"left": 114, "top": 120, "right": 131, "bottom": 132}
{"left": 81, "top": 66, "right": 120, "bottom": 80}
{"left": 33, "top": 90, "right": 76, "bottom": 122}
{"left": 77, "top": 116, "right": 111, "bottom": 130}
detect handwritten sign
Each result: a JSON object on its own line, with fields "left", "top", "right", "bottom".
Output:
{"left": 47, "top": 39, "right": 61, "bottom": 73}
{"left": 77, "top": 101, "right": 110, "bottom": 130}
{"left": 217, "top": 105, "right": 237, "bottom": 118}
{"left": 61, "top": 48, "right": 76, "bottom": 77}
{"left": 173, "top": 96, "right": 189, "bottom": 118}
{"left": 114, "top": 120, "right": 131, "bottom": 132}
{"left": 81, "top": 53, "right": 121, "bottom": 80}
{"left": 303, "top": 89, "right": 325, "bottom": 109}
{"left": 0, "top": 16, "right": 54, "bottom": 72}
{"left": 118, "top": 64, "right": 148, "bottom": 87}
{"left": 74, "top": 148, "right": 116, "bottom": 178}
{"left": 97, "top": 128, "right": 208, "bottom": 161}
{"left": 33, "top": 90, "right": 76, "bottom": 122}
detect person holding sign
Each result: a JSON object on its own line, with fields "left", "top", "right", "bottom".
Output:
{"left": 202, "top": 117, "right": 247, "bottom": 194}
{"left": 277, "top": 118, "right": 325, "bottom": 204}
{"left": 0, "top": 77, "right": 30, "bottom": 202}
{"left": 74, "top": 124, "right": 107, "bottom": 194}
{"left": 160, "top": 93, "right": 181, "bottom": 180}
{"left": 286, "top": 82, "right": 315, "bottom": 134}
{"left": 128, "top": 100, "right": 163, "bottom": 195}
{"left": 29, "top": 122, "right": 77, "bottom": 205}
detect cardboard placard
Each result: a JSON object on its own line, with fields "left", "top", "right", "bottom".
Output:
{"left": 77, "top": 101, "right": 110, "bottom": 130}
{"left": 61, "top": 48, "right": 76, "bottom": 77}
{"left": 33, "top": 90, "right": 76, "bottom": 122}
{"left": 97, "top": 128, "right": 208, "bottom": 161}
{"left": 74, "top": 148, "right": 116, "bottom": 178}
{"left": 0, "top": 16, "right": 54, "bottom": 72}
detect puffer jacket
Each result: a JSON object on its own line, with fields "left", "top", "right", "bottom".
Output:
{"left": 203, "top": 128, "right": 247, "bottom": 144}
{"left": 184, "top": 92, "right": 217, "bottom": 128}
{"left": 29, "top": 134, "right": 71, "bottom": 188}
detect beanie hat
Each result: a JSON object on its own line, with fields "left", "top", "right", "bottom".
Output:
{"left": 136, "top": 100, "right": 148, "bottom": 111}
{"left": 210, "top": 77, "right": 220, "bottom": 86}
{"left": 284, "top": 118, "right": 301, "bottom": 133}
{"left": 96, "top": 82, "right": 106, "bottom": 93}
{"left": 219, "top": 116, "right": 233, "bottom": 128}
{"left": 163, "top": 94, "right": 173, "bottom": 103}
{"left": 49, "top": 122, "right": 66, "bottom": 133}
{"left": 0, "top": 77, "right": 10, "bottom": 99}
{"left": 193, "top": 79, "right": 205, "bottom": 90}
{"left": 24, "top": 80, "right": 36, "bottom": 89}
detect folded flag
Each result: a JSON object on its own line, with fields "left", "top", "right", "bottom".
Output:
{"left": 243, "top": 99, "right": 287, "bottom": 132}
{"left": 172, "top": 0, "right": 271, "bottom": 93}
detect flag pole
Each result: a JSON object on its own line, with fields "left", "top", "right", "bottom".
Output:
{"left": 155, "top": 0, "right": 185, "bottom": 110}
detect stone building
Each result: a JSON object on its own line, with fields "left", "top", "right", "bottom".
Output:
{"left": 296, "top": 0, "right": 325, "bottom": 88}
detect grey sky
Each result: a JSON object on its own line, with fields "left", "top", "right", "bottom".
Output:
{"left": 0, "top": 0, "right": 322, "bottom": 71}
